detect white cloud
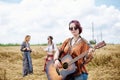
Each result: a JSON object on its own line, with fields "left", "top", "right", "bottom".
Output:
{"left": 0, "top": 0, "right": 120, "bottom": 44}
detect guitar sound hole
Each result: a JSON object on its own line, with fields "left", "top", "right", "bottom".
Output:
{"left": 63, "top": 62, "right": 68, "bottom": 69}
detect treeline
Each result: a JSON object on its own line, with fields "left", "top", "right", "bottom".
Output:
{"left": 0, "top": 43, "right": 20, "bottom": 46}
{"left": 0, "top": 43, "right": 62, "bottom": 46}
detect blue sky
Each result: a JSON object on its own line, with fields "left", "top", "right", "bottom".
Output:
{"left": 1, "top": 0, "right": 120, "bottom": 9}
{"left": 95, "top": 0, "right": 120, "bottom": 9}
{"left": 0, "top": 0, "right": 120, "bottom": 44}
{"left": 0, "top": 0, "right": 21, "bottom": 3}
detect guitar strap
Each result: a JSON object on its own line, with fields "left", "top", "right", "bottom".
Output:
{"left": 59, "top": 38, "right": 71, "bottom": 58}
{"left": 67, "top": 38, "right": 72, "bottom": 54}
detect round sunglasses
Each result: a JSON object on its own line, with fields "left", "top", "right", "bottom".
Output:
{"left": 69, "top": 27, "right": 78, "bottom": 31}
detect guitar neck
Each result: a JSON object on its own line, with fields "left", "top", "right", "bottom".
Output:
{"left": 68, "top": 50, "right": 89, "bottom": 66}
{"left": 68, "top": 41, "right": 106, "bottom": 66}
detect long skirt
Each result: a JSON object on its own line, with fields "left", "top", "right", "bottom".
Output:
{"left": 43, "top": 54, "right": 53, "bottom": 71}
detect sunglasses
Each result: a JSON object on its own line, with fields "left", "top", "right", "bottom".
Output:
{"left": 69, "top": 27, "right": 78, "bottom": 31}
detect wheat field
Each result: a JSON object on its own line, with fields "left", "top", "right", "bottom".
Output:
{"left": 0, "top": 44, "right": 120, "bottom": 80}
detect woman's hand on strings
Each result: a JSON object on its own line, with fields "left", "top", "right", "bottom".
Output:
{"left": 54, "top": 59, "right": 62, "bottom": 68}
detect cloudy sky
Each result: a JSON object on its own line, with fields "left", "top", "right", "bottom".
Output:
{"left": 0, "top": 0, "right": 120, "bottom": 44}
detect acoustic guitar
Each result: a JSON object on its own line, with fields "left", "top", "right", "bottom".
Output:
{"left": 46, "top": 41, "right": 106, "bottom": 80}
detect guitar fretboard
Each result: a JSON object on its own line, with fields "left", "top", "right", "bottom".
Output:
{"left": 68, "top": 51, "right": 88, "bottom": 66}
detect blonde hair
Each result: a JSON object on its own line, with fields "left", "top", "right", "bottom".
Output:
{"left": 24, "top": 35, "right": 31, "bottom": 42}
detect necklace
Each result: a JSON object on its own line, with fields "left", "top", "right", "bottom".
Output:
{"left": 71, "top": 36, "right": 80, "bottom": 46}
{"left": 67, "top": 36, "right": 80, "bottom": 54}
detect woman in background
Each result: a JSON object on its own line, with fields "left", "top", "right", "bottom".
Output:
{"left": 20, "top": 35, "right": 33, "bottom": 77}
{"left": 43, "top": 36, "right": 58, "bottom": 72}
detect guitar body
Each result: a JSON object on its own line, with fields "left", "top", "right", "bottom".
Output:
{"left": 46, "top": 54, "right": 77, "bottom": 80}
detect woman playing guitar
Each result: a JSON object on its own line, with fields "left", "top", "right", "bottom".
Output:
{"left": 54, "top": 20, "right": 95, "bottom": 80}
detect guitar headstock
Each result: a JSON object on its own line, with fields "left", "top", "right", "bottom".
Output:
{"left": 94, "top": 41, "right": 106, "bottom": 49}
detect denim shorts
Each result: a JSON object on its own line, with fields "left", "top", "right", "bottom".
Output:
{"left": 69, "top": 73, "right": 88, "bottom": 80}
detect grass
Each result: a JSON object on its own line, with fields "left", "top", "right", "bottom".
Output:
{"left": 0, "top": 44, "right": 120, "bottom": 80}
{"left": 0, "top": 46, "right": 47, "bottom": 80}
{"left": 87, "top": 44, "right": 120, "bottom": 80}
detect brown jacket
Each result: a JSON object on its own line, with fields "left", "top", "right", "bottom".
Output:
{"left": 59, "top": 38, "right": 93, "bottom": 77}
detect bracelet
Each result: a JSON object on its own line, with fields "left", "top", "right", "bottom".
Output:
{"left": 54, "top": 59, "right": 58, "bottom": 61}
{"left": 54, "top": 58, "right": 61, "bottom": 63}
{"left": 54, "top": 59, "right": 58, "bottom": 63}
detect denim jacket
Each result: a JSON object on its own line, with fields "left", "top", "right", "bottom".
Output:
{"left": 20, "top": 42, "right": 32, "bottom": 52}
